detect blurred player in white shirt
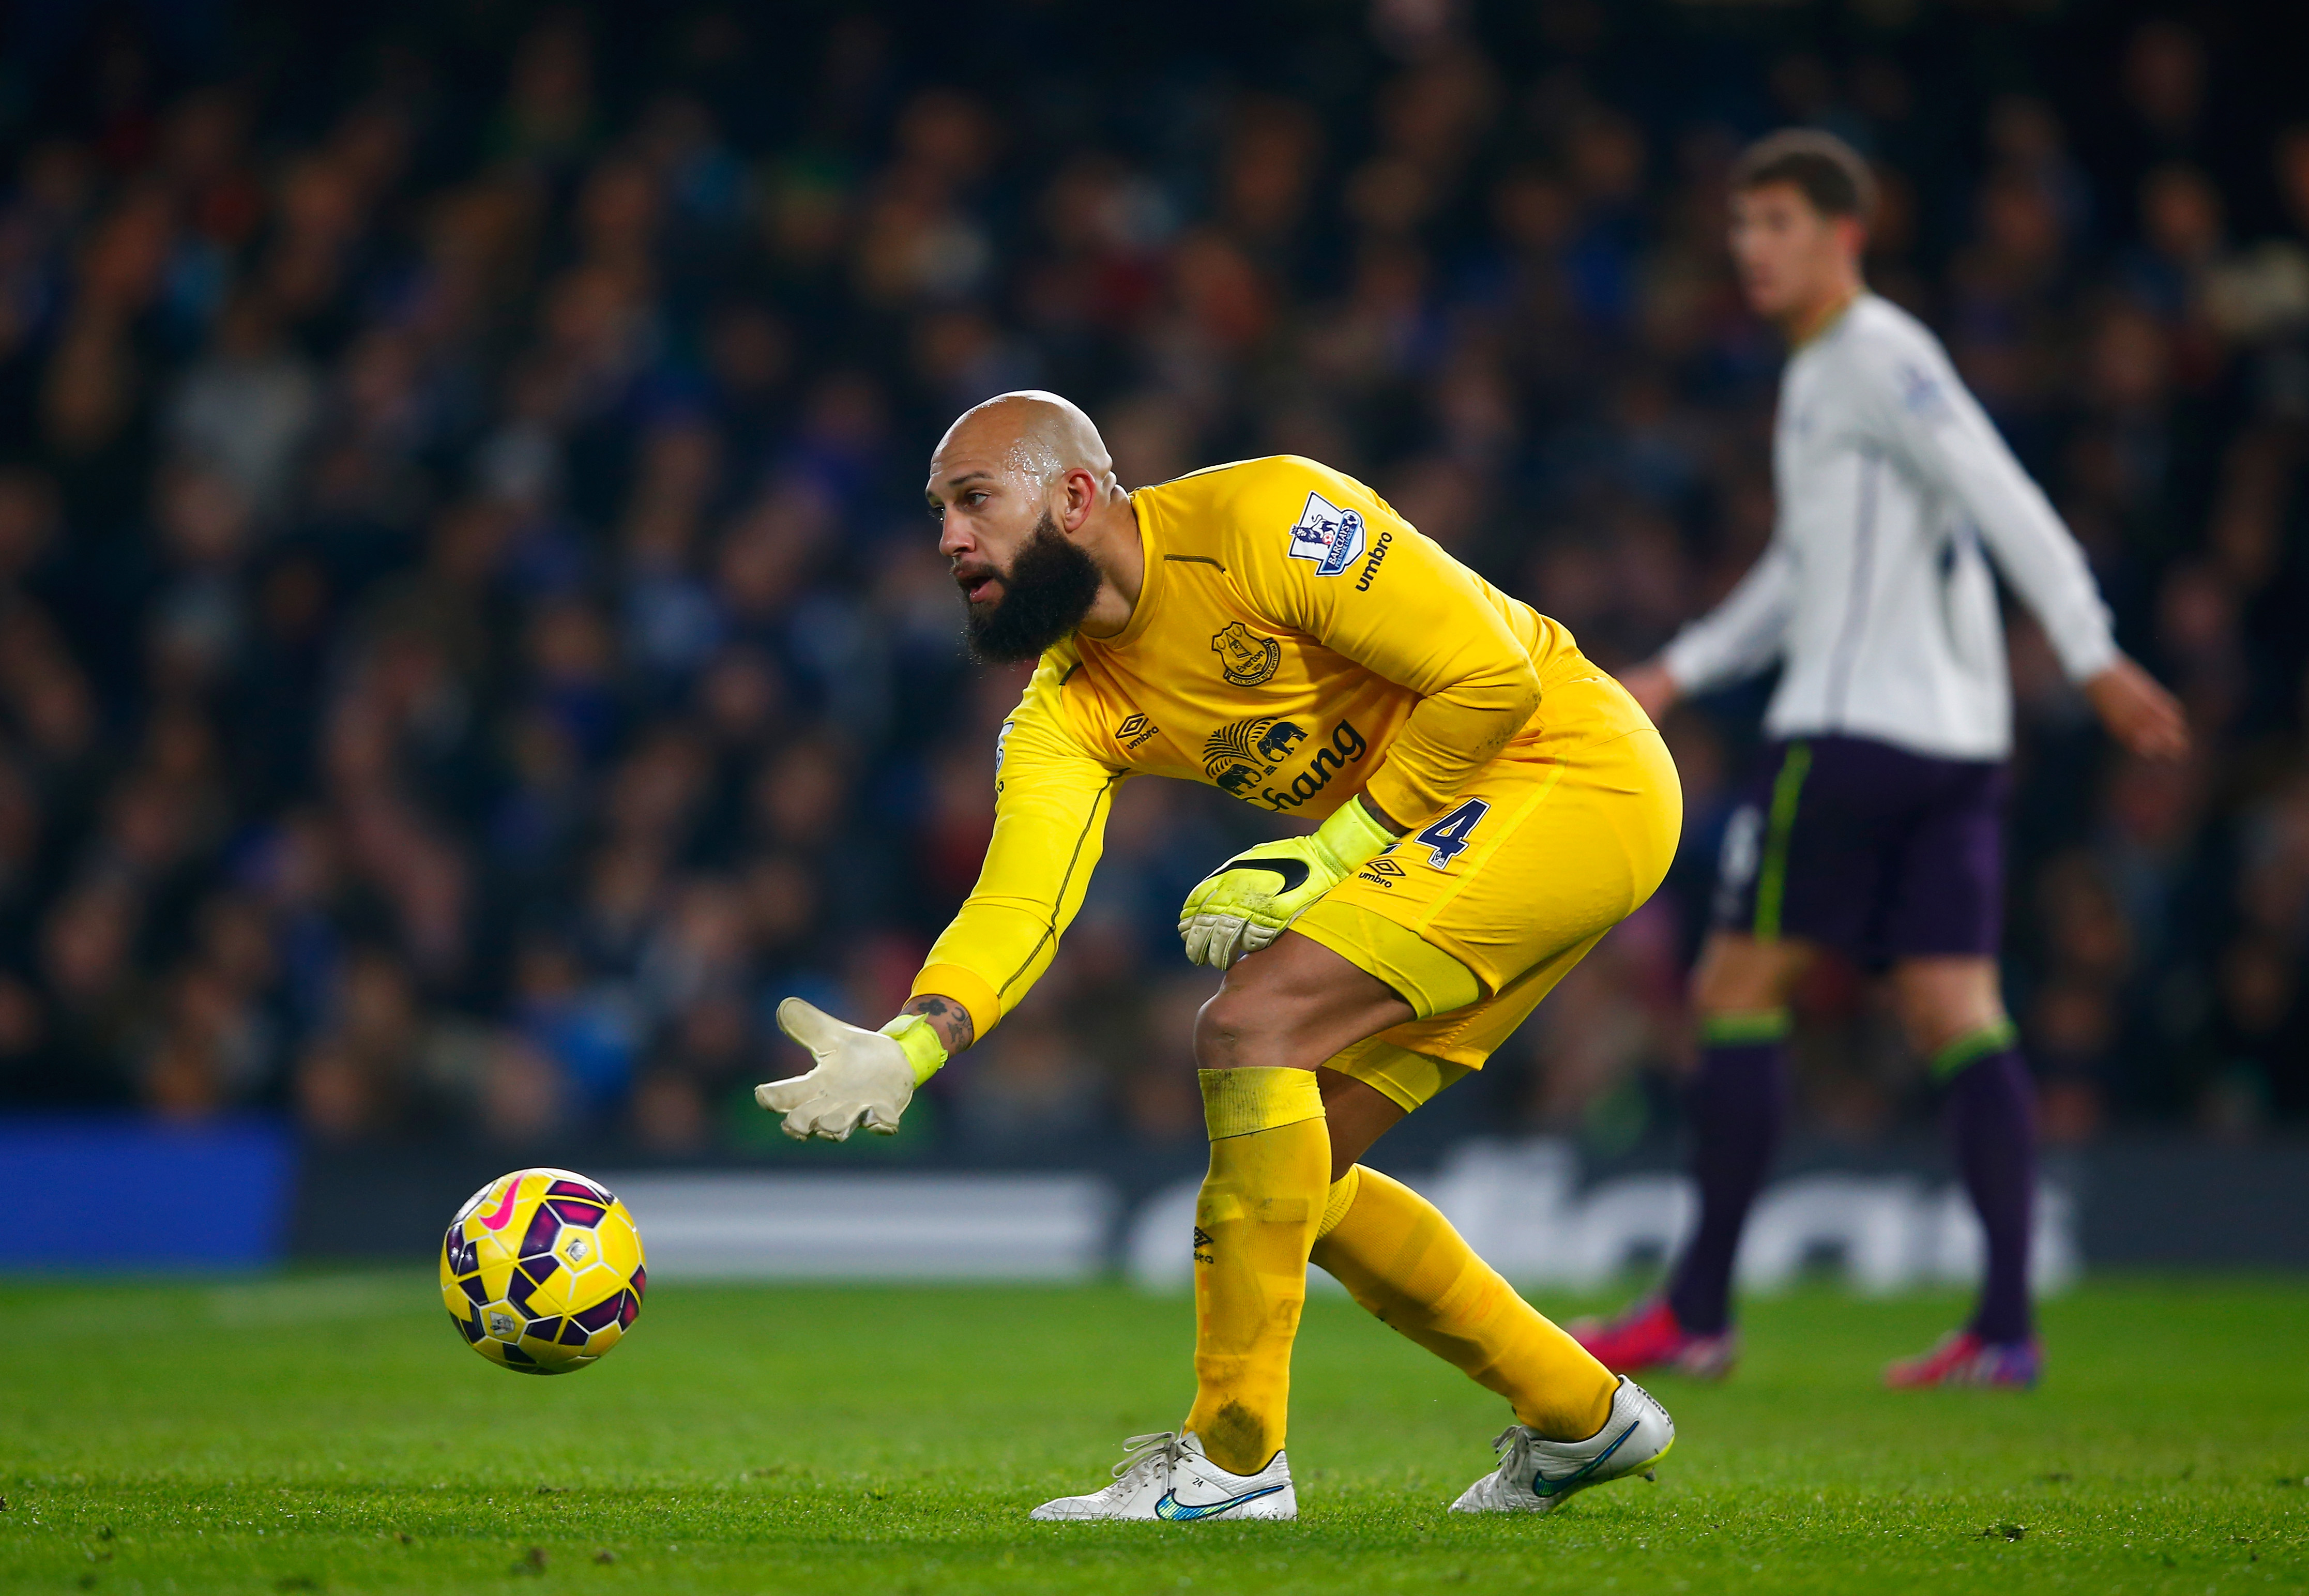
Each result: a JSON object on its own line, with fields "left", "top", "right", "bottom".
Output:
{"left": 1577, "top": 131, "right": 2186, "bottom": 1388}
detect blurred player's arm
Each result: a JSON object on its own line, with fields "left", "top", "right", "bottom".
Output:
{"left": 1637, "top": 536, "right": 1796, "bottom": 718}
{"left": 1869, "top": 348, "right": 2188, "bottom": 758}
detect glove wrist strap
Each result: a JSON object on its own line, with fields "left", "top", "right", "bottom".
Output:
{"left": 878, "top": 1013, "right": 950, "bottom": 1085}
{"left": 1312, "top": 793, "right": 1397, "bottom": 874}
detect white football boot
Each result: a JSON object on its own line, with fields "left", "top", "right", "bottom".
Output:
{"left": 1029, "top": 1431, "right": 1298, "bottom": 1522}
{"left": 1450, "top": 1377, "right": 1675, "bottom": 1514}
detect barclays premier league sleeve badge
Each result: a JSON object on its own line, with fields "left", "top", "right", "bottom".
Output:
{"left": 1286, "top": 491, "right": 1367, "bottom": 577}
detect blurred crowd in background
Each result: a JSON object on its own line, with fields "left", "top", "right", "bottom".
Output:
{"left": 0, "top": 0, "right": 2305, "bottom": 1162}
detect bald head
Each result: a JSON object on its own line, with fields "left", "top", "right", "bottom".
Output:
{"left": 933, "top": 390, "right": 1114, "bottom": 493}
{"left": 926, "top": 388, "right": 1145, "bottom": 661}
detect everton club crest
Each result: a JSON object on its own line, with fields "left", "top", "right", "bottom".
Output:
{"left": 1211, "top": 621, "right": 1282, "bottom": 687}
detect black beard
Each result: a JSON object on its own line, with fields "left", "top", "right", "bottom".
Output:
{"left": 962, "top": 512, "right": 1103, "bottom": 665}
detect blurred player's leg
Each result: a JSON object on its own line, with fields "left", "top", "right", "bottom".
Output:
{"left": 1663, "top": 1011, "right": 1792, "bottom": 1339}
{"left": 1885, "top": 1011, "right": 2041, "bottom": 1388}
{"left": 1578, "top": 933, "right": 1806, "bottom": 1377}
{"left": 1311, "top": 1163, "right": 1616, "bottom": 1439}
{"left": 1945, "top": 1035, "right": 2036, "bottom": 1347}
{"left": 1883, "top": 954, "right": 2040, "bottom": 1387}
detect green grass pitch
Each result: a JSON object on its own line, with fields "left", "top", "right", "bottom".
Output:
{"left": 3, "top": 1274, "right": 2304, "bottom": 1593}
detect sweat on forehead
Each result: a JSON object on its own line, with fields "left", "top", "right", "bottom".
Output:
{"left": 935, "top": 390, "right": 1112, "bottom": 484}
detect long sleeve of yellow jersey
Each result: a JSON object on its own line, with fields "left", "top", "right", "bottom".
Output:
{"left": 1225, "top": 460, "right": 1543, "bottom": 824}
{"left": 910, "top": 649, "right": 1123, "bottom": 1044}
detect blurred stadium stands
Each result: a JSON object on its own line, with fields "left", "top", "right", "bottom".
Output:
{"left": 1, "top": 0, "right": 2306, "bottom": 1233}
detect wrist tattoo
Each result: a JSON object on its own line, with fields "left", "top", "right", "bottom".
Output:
{"left": 1358, "top": 792, "right": 1404, "bottom": 835}
{"left": 902, "top": 995, "right": 974, "bottom": 1055}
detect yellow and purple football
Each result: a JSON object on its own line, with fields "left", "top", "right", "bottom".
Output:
{"left": 439, "top": 1167, "right": 646, "bottom": 1374}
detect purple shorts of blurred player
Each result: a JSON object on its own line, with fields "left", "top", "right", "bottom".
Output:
{"left": 1710, "top": 734, "right": 2009, "bottom": 963}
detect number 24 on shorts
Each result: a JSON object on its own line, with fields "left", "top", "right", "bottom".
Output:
{"left": 1411, "top": 798, "right": 1490, "bottom": 869}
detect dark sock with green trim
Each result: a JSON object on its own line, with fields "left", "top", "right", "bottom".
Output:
{"left": 1665, "top": 1027, "right": 1788, "bottom": 1336}
{"left": 1942, "top": 1038, "right": 2036, "bottom": 1345}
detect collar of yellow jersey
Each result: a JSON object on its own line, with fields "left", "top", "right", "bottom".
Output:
{"left": 1082, "top": 491, "right": 1162, "bottom": 653}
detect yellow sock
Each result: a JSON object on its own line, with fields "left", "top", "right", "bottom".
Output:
{"left": 1182, "top": 1067, "right": 1329, "bottom": 1476}
{"left": 1311, "top": 1164, "right": 1616, "bottom": 1440}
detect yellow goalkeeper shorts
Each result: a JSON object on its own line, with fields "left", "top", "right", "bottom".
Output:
{"left": 1290, "top": 672, "right": 1682, "bottom": 1112}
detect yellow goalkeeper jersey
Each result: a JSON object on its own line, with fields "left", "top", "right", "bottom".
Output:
{"left": 912, "top": 453, "right": 1625, "bottom": 1041}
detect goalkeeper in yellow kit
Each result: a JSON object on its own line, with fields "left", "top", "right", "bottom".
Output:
{"left": 756, "top": 392, "right": 1683, "bottom": 1521}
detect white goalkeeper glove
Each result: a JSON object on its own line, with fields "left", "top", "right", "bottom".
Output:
{"left": 1178, "top": 795, "right": 1398, "bottom": 969}
{"left": 754, "top": 999, "right": 949, "bottom": 1142}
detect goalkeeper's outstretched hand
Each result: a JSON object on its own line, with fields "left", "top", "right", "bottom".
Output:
{"left": 1178, "top": 795, "right": 1397, "bottom": 969}
{"left": 755, "top": 998, "right": 946, "bottom": 1142}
